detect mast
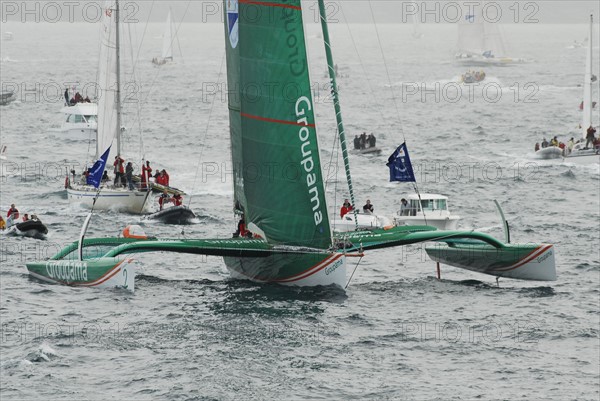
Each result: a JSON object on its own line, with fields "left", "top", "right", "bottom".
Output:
{"left": 115, "top": 0, "right": 122, "bottom": 156}
{"left": 317, "top": 0, "right": 358, "bottom": 228}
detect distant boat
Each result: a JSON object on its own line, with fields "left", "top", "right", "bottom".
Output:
{"left": 0, "top": 90, "right": 15, "bottom": 106}
{"left": 411, "top": 14, "right": 424, "bottom": 39}
{"left": 460, "top": 70, "right": 486, "bottom": 84}
{"left": 455, "top": 3, "right": 527, "bottom": 65}
{"left": 152, "top": 9, "right": 175, "bottom": 65}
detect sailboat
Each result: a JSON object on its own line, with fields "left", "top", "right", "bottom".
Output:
{"left": 26, "top": 0, "right": 556, "bottom": 291}
{"left": 411, "top": 14, "right": 424, "bottom": 39}
{"left": 565, "top": 14, "right": 600, "bottom": 163}
{"left": 152, "top": 9, "right": 175, "bottom": 65}
{"left": 66, "top": 0, "right": 150, "bottom": 214}
{"left": 455, "top": 5, "right": 526, "bottom": 65}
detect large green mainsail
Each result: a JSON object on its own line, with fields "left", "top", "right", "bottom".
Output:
{"left": 223, "top": 0, "right": 331, "bottom": 249}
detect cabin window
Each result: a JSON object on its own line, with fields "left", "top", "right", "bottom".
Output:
{"left": 409, "top": 200, "right": 420, "bottom": 216}
{"left": 67, "top": 114, "right": 84, "bottom": 123}
{"left": 420, "top": 199, "right": 435, "bottom": 211}
{"left": 84, "top": 115, "right": 97, "bottom": 123}
{"left": 436, "top": 199, "right": 447, "bottom": 210}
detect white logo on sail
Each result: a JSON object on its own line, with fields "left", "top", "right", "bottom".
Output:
{"left": 227, "top": 0, "right": 239, "bottom": 49}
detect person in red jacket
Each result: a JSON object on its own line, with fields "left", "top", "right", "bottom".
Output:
{"left": 340, "top": 199, "right": 353, "bottom": 218}
{"left": 161, "top": 169, "right": 170, "bottom": 187}
{"left": 172, "top": 193, "right": 183, "bottom": 206}
{"left": 141, "top": 160, "right": 152, "bottom": 190}
{"left": 113, "top": 155, "right": 125, "bottom": 187}
{"left": 158, "top": 191, "right": 170, "bottom": 211}
{"left": 233, "top": 214, "right": 251, "bottom": 238}
{"left": 7, "top": 204, "right": 19, "bottom": 220}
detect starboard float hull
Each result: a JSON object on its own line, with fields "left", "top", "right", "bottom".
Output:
{"left": 223, "top": 253, "right": 347, "bottom": 287}
{"left": 426, "top": 243, "right": 556, "bottom": 281}
{"left": 26, "top": 258, "right": 135, "bottom": 291}
{"left": 67, "top": 186, "right": 149, "bottom": 214}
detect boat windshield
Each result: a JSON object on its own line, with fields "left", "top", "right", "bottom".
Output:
{"left": 84, "top": 115, "right": 97, "bottom": 123}
{"left": 66, "top": 114, "right": 85, "bottom": 123}
{"left": 420, "top": 199, "right": 447, "bottom": 211}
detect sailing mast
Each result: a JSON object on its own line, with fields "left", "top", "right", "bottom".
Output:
{"left": 317, "top": 0, "right": 358, "bottom": 229}
{"left": 115, "top": 0, "right": 122, "bottom": 156}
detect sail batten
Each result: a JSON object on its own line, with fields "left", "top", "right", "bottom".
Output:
{"left": 223, "top": 0, "right": 332, "bottom": 249}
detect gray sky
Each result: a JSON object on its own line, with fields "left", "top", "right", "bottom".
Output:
{"left": 0, "top": 1, "right": 599, "bottom": 24}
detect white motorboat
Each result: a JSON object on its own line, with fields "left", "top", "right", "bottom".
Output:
{"left": 48, "top": 103, "right": 97, "bottom": 138}
{"left": 0, "top": 90, "right": 16, "bottom": 106}
{"left": 393, "top": 194, "right": 460, "bottom": 230}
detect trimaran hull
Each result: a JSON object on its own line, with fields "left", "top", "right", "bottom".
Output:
{"left": 24, "top": 227, "right": 556, "bottom": 292}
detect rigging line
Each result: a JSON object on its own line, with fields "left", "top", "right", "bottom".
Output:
{"left": 366, "top": 0, "right": 406, "bottom": 143}
{"left": 345, "top": 255, "right": 363, "bottom": 289}
{"left": 132, "top": 0, "right": 154, "bottom": 73}
{"left": 187, "top": 52, "right": 226, "bottom": 208}
{"left": 337, "top": 3, "right": 390, "bottom": 134}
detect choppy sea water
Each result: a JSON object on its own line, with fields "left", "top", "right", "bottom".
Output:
{"left": 1, "top": 17, "right": 599, "bottom": 401}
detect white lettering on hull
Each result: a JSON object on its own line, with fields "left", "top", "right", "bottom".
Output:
{"left": 45, "top": 260, "right": 89, "bottom": 282}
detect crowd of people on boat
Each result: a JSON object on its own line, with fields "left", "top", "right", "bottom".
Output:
{"left": 75, "top": 157, "right": 173, "bottom": 192}
{"left": 461, "top": 70, "right": 486, "bottom": 83}
{"left": 0, "top": 204, "right": 42, "bottom": 230}
{"left": 64, "top": 88, "right": 91, "bottom": 106}
{"left": 339, "top": 199, "right": 375, "bottom": 218}
{"left": 536, "top": 125, "right": 599, "bottom": 155}
{"left": 353, "top": 132, "right": 376, "bottom": 150}
{"left": 158, "top": 191, "right": 183, "bottom": 211}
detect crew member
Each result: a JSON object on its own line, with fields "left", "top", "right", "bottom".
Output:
{"left": 114, "top": 155, "right": 125, "bottom": 187}
{"left": 363, "top": 200, "right": 374, "bottom": 214}
{"left": 340, "top": 199, "right": 353, "bottom": 218}
{"left": 158, "top": 191, "right": 170, "bottom": 211}
{"left": 172, "top": 193, "right": 183, "bottom": 206}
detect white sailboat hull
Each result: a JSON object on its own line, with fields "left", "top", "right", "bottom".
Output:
{"left": 47, "top": 126, "right": 96, "bottom": 138}
{"left": 67, "top": 186, "right": 149, "bottom": 214}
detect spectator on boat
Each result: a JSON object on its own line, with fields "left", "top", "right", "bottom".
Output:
{"left": 534, "top": 143, "right": 540, "bottom": 152}
{"left": 360, "top": 132, "right": 367, "bottom": 149}
{"left": 64, "top": 88, "right": 69, "bottom": 106}
{"left": 158, "top": 191, "right": 170, "bottom": 211}
{"left": 141, "top": 161, "right": 152, "bottom": 190}
{"left": 162, "top": 169, "right": 170, "bottom": 186}
{"left": 101, "top": 171, "right": 110, "bottom": 183}
{"left": 585, "top": 125, "right": 596, "bottom": 148}
{"left": 369, "top": 133, "right": 376, "bottom": 148}
{"left": 22, "top": 213, "right": 29, "bottom": 222}
{"left": 125, "top": 162, "right": 134, "bottom": 190}
{"left": 340, "top": 199, "right": 353, "bottom": 218}
{"left": 567, "top": 137, "right": 575, "bottom": 154}
{"left": 363, "top": 200, "right": 374, "bottom": 214}
{"left": 30, "top": 214, "right": 40, "bottom": 222}
{"left": 233, "top": 214, "right": 251, "bottom": 238}
{"left": 0, "top": 216, "right": 5, "bottom": 230}
{"left": 541, "top": 138, "right": 548, "bottom": 148}
{"left": 353, "top": 135, "right": 360, "bottom": 150}
{"left": 400, "top": 198, "right": 409, "bottom": 216}
{"left": 84, "top": 96, "right": 91, "bottom": 103}
{"left": 113, "top": 155, "right": 125, "bottom": 187}
{"left": 172, "top": 193, "right": 183, "bottom": 207}
{"left": 550, "top": 136, "right": 559, "bottom": 147}
{"left": 74, "top": 92, "right": 83, "bottom": 103}
{"left": 7, "top": 204, "right": 19, "bottom": 220}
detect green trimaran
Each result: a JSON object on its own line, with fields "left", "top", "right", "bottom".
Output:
{"left": 26, "top": 0, "right": 556, "bottom": 292}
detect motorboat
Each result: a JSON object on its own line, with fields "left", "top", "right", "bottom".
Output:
{"left": 48, "top": 103, "right": 97, "bottom": 138}
{"left": 393, "top": 194, "right": 460, "bottom": 230}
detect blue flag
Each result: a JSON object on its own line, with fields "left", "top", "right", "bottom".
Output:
{"left": 387, "top": 142, "right": 416, "bottom": 182}
{"left": 86, "top": 146, "right": 111, "bottom": 188}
